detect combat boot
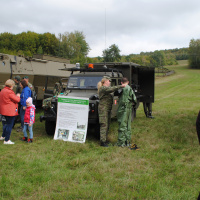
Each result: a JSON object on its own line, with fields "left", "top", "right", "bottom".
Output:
{"left": 100, "top": 142, "right": 109, "bottom": 147}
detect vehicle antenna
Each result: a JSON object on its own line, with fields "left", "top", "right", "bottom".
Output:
{"left": 104, "top": 8, "right": 107, "bottom": 69}
{"left": 105, "top": 8, "right": 106, "bottom": 51}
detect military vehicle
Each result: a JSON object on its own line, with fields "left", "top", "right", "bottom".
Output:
{"left": 0, "top": 53, "right": 75, "bottom": 104}
{"left": 40, "top": 62, "right": 154, "bottom": 135}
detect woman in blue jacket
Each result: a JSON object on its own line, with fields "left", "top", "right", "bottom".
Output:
{"left": 20, "top": 80, "right": 32, "bottom": 131}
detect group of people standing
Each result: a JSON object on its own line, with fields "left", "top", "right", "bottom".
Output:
{"left": 97, "top": 76, "right": 139, "bottom": 150}
{"left": 0, "top": 76, "right": 35, "bottom": 144}
{"left": 0, "top": 74, "right": 138, "bottom": 148}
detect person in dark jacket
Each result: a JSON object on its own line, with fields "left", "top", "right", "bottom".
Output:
{"left": 196, "top": 111, "right": 200, "bottom": 145}
{"left": 14, "top": 75, "right": 22, "bottom": 124}
{"left": 0, "top": 79, "right": 20, "bottom": 144}
{"left": 14, "top": 75, "right": 22, "bottom": 94}
{"left": 19, "top": 80, "right": 32, "bottom": 132}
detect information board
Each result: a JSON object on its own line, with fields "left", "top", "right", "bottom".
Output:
{"left": 54, "top": 96, "right": 89, "bottom": 143}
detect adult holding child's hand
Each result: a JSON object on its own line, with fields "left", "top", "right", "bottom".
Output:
{"left": 18, "top": 80, "right": 31, "bottom": 133}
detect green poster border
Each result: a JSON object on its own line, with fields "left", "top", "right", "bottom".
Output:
{"left": 58, "top": 97, "right": 89, "bottom": 105}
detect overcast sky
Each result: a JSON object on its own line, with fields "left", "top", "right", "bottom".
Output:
{"left": 1, "top": 0, "right": 200, "bottom": 57}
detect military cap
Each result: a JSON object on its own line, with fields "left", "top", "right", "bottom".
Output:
{"left": 23, "top": 76, "right": 29, "bottom": 79}
{"left": 14, "top": 75, "right": 21, "bottom": 81}
{"left": 103, "top": 76, "right": 111, "bottom": 81}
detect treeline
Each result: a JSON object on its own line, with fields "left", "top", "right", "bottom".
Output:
{"left": 123, "top": 48, "right": 189, "bottom": 67}
{"left": 88, "top": 45, "right": 189, "bottom": 67}
{"left": 121, "top": 50, "right": 178, "bottom": 67}
{"left": 188, "top": 39, "right": 200, "bottom": 69}
{"left": 0, "top": 31, "right": 90, "bottom": 66}
{"left": 0, "top": 31, "right": 190, "bottom": 68}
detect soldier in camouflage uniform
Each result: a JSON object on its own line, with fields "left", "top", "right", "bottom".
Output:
{"left": 98, "top": 77, "right": 125, "bottom": 147}
{"left": 117, "top": 77, "right": 139, "bottom": 150}
{"left": 53, "top": 82, "right": 62, "bottom": 96}
{"left": 14, "top": 76, "right": 22, "bottom": 94}
{"left": 23, "top": 76, "right": 35, "bottom": 92}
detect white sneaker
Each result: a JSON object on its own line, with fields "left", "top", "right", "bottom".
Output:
{"left": 4, "top": 140, "right": 15, "bottom": 144}
{"left": 0, "top": 136, "right": 5, "bottom": 140}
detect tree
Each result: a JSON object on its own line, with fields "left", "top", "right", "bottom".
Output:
{"left": 188, "top": 39, "right": 200, "bottom": 68}
{"left": 15, "top": 31, "right": 40, "bottom": 56}
{"left": 57, "top": 31, "right": 90, "bottom": 66}
{"left": 165, "top": 53, "right": 178, "bottom": 65}
{"left": 150, "top": 50, "right": 166, "bottom": 67}
{"left": 37, "top": 46, "right": 43, "bottom": 54}
{"left": 103, "top": 44, "right": 121, "bottom": 62}
{"left": 0, "top": 32, "right": 16, "bottom": 54}
{"left": 39, "top": 32, "right": 58, "bottom": 55}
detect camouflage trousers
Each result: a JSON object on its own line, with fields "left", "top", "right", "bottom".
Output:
{"left": 99, "top": 110, "right": 111, "bottom": 143}
{"left": 117, "top": 105, "right": 132, "bottom": 146}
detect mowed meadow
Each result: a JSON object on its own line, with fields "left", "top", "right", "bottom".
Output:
{"left": 0, "top": 60, "right": 199, "bottom": 200}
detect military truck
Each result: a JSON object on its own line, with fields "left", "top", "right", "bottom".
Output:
{"left": 40, "top": 62, "right": 154, "bottom": 135}
{"left": 0, "top": 53, "right": 75, "bottom": 104}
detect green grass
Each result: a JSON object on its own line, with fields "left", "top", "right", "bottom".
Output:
{"left": 0, "top": 60, "right": 200, "bottom": 199}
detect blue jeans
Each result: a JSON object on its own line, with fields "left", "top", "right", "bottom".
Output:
{"left": 23, "top": 124, "right": 33, "bottom": 139}
{"left": 2, "top": 116, "right": 15, "bottom": 141}
{"left": 20, "top": 106, "right": 25, "bottom": 129}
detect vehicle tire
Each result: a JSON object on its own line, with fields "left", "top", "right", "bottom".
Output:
{"left": 45, "top": 120, "right": 56, "bottom": 135}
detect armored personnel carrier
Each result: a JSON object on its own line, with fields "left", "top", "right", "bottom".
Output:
{"left": 0, "top": 53, "right": 75, "bottom": 103}
{"left": 41, "top": 62, "right": 155, "bottom": 135}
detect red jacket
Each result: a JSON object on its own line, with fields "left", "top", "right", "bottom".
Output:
{"left": 24, "top": 105, "right": 35, "bottom": 124}
{"left": 0, "top": 86, "right": 20, "bottom": 116}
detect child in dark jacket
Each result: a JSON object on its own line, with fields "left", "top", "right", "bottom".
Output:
{"left": 22, "top": 97, "right": 35, "bottom": 143}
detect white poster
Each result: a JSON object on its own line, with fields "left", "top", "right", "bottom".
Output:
{"left": 54, "top": 96, "right": 89, "bottom": 143}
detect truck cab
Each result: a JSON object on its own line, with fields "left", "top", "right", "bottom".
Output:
{"left": 66, "top": 69, "right": 123, "bottom": 124}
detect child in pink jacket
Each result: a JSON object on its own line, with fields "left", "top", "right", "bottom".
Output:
{"left": 22, "top": 97, "right": 35, "bottom": 143}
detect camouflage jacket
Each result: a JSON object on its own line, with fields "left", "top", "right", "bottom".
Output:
{"left": 53, "top": 82, "right": 62, "bottom": 96}
{"left": 98, "top": 85, "right": 122, "bottom": 111}
{"left": 16, "top": 82, "right": 22, "bottom": 94}
{"left": 28, "top": 82, "right": 34, "bottom": 91}
{"left": 42, "top": 97, "right": 53, "bottom": 109}
{"left": 42, "top": 90, "right": 70, "bottom": 109}
{"left": 118, "top": 85, "right": 137, "bottom": 109}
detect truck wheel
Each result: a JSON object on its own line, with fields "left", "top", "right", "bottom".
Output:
{"left": 45, "top": 120, "right": 56, "bottom": 135}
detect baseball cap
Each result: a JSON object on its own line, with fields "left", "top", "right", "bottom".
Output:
{"left": 103, "top": 76, "right": 111, "bottom": 81}
{"left": 14, "top": 75, "right": 21, "bottom": 81}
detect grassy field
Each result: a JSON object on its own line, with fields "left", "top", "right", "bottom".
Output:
{"left": 0, "top": 60, "right": 200, "bottom": 200}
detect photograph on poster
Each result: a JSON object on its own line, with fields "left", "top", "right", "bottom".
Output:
{"left": 77, "top": 122, "right": 86, "bottom": 130}
{"left": 72, "top": 131, "right": 85, "bottom": 142}
{"left": 57, "top": 129, "right": 70, "bottom": 140}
